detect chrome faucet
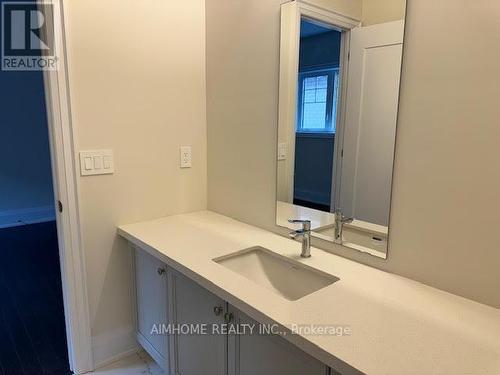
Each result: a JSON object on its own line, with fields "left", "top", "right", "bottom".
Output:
{"left": 288, "top": 219, "right": 311, "bottom": 258}
{"left": 334, "top": 210, "right": 353, "bottom": 245}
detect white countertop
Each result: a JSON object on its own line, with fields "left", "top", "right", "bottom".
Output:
{"left": 118, "top": 211, "right": 500, "bottom": 375}
{"left": 276, "top": 200, "right": 388, "bottom": 236}
{"left": 276, "top": 201, "right": 337, "bottom": 230}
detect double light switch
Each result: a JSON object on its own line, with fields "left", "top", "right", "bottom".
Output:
{"left": 79, "top": 150, "right": 114, "bottom": 176}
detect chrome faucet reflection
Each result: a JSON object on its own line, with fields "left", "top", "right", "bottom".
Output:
{"left": 288, "top": 219, "right": 311, "bottom": 258}
{"left": 334, "top": 210, "right": 353, "bottom": 245}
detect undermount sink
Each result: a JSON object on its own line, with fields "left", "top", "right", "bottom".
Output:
{"left": 213, "top": 246, "right": 339, "bottom": 301}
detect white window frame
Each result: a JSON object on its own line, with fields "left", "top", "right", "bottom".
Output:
{"left": 297, "top": 68, "right": 339, "bottom": 133}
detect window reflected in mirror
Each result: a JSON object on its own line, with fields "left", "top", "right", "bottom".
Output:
{"left": 276, "top": 1, "right": 407, "bottom": 259}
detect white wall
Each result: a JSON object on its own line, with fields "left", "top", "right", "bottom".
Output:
{"left": 64, "top": 0, "right": 207, "bottom": 365}
{"left": 362, "top": 0, "right": 406, "bottom": 26}
{"left": 207, "top": 0, "right": 500, "bottom": 309}
{"left": 207, "top": 0, "right": 361, "bottom": 226}
{"left": 207, "top": 0, "right": 286, "bottom": 228}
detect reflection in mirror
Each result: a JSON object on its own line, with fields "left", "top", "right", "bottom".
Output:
{"left": 276, "top": 1, "right": 407, "bottom": 258}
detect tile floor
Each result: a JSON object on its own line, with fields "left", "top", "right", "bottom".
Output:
{"left": 89, "top": 351, "right": 164, "bottom": 375}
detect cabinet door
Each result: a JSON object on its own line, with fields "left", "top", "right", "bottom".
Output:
{"left": 168, "top": 269, "right": 227, "bottom": 375}
{"left": 134, "top": 247, "right": 169, "bottom": 369}
{"left": 228, "top": 307, "right": 329, "bottom": 375}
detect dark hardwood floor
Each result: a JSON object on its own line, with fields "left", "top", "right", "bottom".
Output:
{"left": 0, "top": 222, "right": 71, "bottom": 375}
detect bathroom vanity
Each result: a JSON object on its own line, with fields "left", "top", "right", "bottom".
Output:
{"left": 118, "top": 211, "right": 500, "bottom": 375}
{"left": 133, "top": 249, "right": 332, "bottom": 375}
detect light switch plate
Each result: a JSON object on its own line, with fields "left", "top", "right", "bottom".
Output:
{"left": 180, "top": 146, "right": 192, "bottom": 168}
{"left": 79, "top": 150, "right": 114, "bottom": 176}
{"left": 278, "top": 142, "right": 287, "bottom": 161}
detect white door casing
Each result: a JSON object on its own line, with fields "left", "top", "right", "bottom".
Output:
{"left": 42, "top": 1, "right": 93, "bottom": 372}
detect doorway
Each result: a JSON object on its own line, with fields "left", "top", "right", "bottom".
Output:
{"left": 293, "top": 18, "right": 343, "bottom": 212}
{"left": 0, "top": 45, "right": 72, "bottom": 374}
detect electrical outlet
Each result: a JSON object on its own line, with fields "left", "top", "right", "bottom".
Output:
{"left": 180, "top": 146, "right": 192, "bottom": 168}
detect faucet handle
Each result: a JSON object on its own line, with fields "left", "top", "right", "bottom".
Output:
{"left": 288, "top": 219, "right": 311, "bottom": 231}
{"left": 334, "top": 210, "right": 353, "bottom": 224}
{"left": 342, "top": 217, "right": 354, "bottom": 224}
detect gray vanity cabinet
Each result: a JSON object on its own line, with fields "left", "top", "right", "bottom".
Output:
{"left": 133, "top": 246, "right": 336, "bottom": 375}
{"left": 133, "top": 247, "right": 170, "bottom": 370}
{"left": 227, "top": 307, "right": 330, "bottom": 375}
{"left": 167, "top": 268, "right": 227, "bottom": 375}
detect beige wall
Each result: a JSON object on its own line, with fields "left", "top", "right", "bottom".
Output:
{"left": 207, "top": 0, "right": 500, "bottom": 309}
{"left": 362, "top": 0, "right": 406, "bottom": 26}
{"left": 207, "top": 0, "right": 284, "bottom": 228}
{"left": 207, "top": 0, "right": 361, "bottom": 231}
{"left": 64, "top": 0, "right": 207, "bottom": 364}
{"left": 311, "top": 0, "right": 362, "bottom": 19}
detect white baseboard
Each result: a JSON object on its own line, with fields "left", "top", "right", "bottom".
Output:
{"left": 0, "top": 205, "right": 56, "bottom": 229}
{"left": 94, "top": 347, "right": 141, "bottom": 370}
{"left": 92, "top": 326, "right": 139, "bottom": 369}
{"left": 136, "top": 332, "right": 168, "bottom": 370}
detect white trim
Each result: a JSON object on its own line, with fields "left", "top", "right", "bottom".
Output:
{"left": 42, "top": 1, "right": 93, "bottom": 373}
{"left": 299, "top": 1, "right": 360, "bottom": 30}
{"left": 0, "top": 205, "right": 56, "bottom": 228}
{"left": 91, "top": 326, "right": 138, "bottom": 369}
{"left": 93, "top": 347, "right": 141, "bottom": 370}
{"left": 331, "top": 30, "right": 351, "bottom": 212}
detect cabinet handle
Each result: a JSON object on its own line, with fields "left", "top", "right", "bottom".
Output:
{"left": 224, "top": 312, "right": 233, "bottom": 323}
{"left": 157, "top": 267, "right": 166, "bottom": 276}
{"left": 213, "top": 305, "right": 223, "bottom": 316}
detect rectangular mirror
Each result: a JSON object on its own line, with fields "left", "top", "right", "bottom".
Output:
{"left": 276, "top": 0, "right": 407, "bottom": 259}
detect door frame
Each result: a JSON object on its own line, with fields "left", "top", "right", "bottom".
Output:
{"left": 277, "top": 1, "right": 360, "bottom": 207}
{"left": 41, "top": 1, "right": 94, "bottom": 373}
